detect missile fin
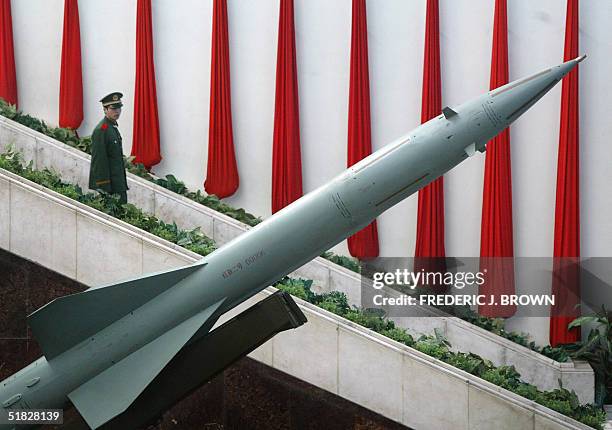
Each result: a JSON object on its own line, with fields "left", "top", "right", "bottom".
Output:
{"left": 28, "top": 261, "right": 207, "bottom": 360}
{"left": 442, "top": 106, "right": 458, "bottom": 119}
{"left": 464, "top": 143, "right": 476, "bottom": 157}
{"left": 68, "top": 297, "right": 226, "bottom": 429}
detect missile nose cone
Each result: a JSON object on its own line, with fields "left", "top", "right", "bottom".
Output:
{"left": 490, "top": 55, "right": 586, "bottom": 125}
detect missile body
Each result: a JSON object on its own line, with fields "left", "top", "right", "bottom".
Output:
{"left": 0, "top": 57, "right": 584, "bottom": 429}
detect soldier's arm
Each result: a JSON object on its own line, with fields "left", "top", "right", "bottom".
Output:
{"left": 91, "top": 129, "right": 112, "bottom": 193}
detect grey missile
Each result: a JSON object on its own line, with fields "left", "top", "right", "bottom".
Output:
{"left": 0, "top": 55, "right": 585, "bottom": 429}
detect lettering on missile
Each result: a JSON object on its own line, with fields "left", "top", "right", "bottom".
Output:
{"left": 222, "top": 262, "right": 242, "bottom": 279}
{"left": 223, "top": 250, "right": 266, "bottom": 278}
{"left": 245, "top": 250, "right": 265, "bottom": 266}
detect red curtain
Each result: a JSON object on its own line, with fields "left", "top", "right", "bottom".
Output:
{"left": 58, "top": 0, "right": 83, "bottom": 130}
{"left": 550, "top": 0, "right": 581, "bottom": 346}
{"left": 205, "top": 0, "right": 239, "bottom": 199}
{"left": 271, "top": 0, "right": 302, "bottom": 214}
{"left": 478, "top": 0, "right": 516, "bottom": 318}
{"left": 0, "top": 0, "right": 17, "bottom": 106}
{"left": 414, "top": 0, "right": 445, "bottom": 282}
{"left": 346, "top": 0, "right": 379, "bottom": 259}
{"left": 131, "top": 0, "right": 162, "bottom": 170}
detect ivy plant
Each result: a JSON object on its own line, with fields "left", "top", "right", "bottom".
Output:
{"left": 565, "top": 306, "right": 612, "bottom": 407}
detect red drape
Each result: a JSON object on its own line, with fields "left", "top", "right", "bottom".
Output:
{"left": 478, "top": 0, "right": 516, "bottom": 318}
{"left": 0, "top": 0, "right": 17, "bottom": 106}
{"left": 131, "top": 0, "right": 162, "bottom": 170}
{"left": 550, "top": 0, "right": 581, "bottom": 346}
{"left": 414, "top": 0, "right": 445, "bottom": 282}
{"left": 271, "top": 0, "right": 302, "bottom": 214}
{"left": 205, "top": 0, "right": 239, "bottom": 199}
{"left": 59, "top": 0, "right": 83, "bottom": 130}
{"left": 346, "top": 0, "right": 379, "bottom": 259}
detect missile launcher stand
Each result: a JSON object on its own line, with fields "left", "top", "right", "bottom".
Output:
{"left": 59, "top": 290, "right": 307, "bottom": 430}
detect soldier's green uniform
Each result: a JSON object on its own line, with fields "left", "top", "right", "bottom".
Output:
{"left": 88, "top": 92, "right": 129, "bottom": 203}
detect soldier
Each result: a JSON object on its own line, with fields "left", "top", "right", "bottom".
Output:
{"left": 88, "top": 92, "right": 129, "bottom": 204}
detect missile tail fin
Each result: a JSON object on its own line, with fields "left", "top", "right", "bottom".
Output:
{"left": 28, "top": 261, "right": 207, "bottom": 360}
{"left": 68, "top": 298, "right": 226, "bottom": 430}
{"left": 442, "top": 106, "right": 458, "bottom": 119}
{"left": 464, "top": 143, "right": 476, "bottom": 157}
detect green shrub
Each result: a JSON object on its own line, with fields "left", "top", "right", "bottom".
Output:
{"left": 414, "top": 341, "right": 448, "bottom": 359}
{"left": 184, "top": 243, "right": 216, "bottom": 256}
{"left": 379, "top": 327, "right": 415, "bottom": 347}
{"left": 314, "top": 291, "right": 350, "bottom": 314}
{"left": 513, "top": 382, "right": 541, "bottom": 401}
{"left": 344, "top": 309, "right": 392, "bottom": 332}
{"left": 186, "top": 191, "right": 262, "bottom": 227}
{"left": 572, "top": 406, "right": 607, "bottom": 430}
{"left": 276, "top": 282, "right": 309, "bottom": 301}
{"left": 155, "top": 174, "right": 187, "bottom": 194}
{"left": 320, "top": 251, "right": 361, "bottom": 273}
{"left": 566, "top": 306, "right": 612, "bottom": 406}
{"left": 446, "top": 353, "right": 491, "bottom": 377}
{"left": 482, "top": 366, "right": 521, "bottom": 390}
{"left": 452, "top": 304, "right": 570, "bottom": 362}
{"left": 275, "top": 278, "right": 316, "bottom": 302}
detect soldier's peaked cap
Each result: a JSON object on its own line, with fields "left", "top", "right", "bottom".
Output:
{"left": 100, "top": 92, "right": 123, "bottom": 108}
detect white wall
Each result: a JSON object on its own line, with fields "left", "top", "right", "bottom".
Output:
{"left": 10, "top": 0, "right": 612, "bottom": 258}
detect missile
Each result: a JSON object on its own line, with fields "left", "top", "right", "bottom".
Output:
{"left": 0, "top": 56, "right": 585, "bottom": 429}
